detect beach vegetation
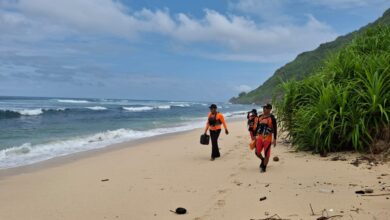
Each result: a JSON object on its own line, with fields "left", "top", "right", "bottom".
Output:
{"left": 276, "top": 25, "right": 390, "bottom": 153}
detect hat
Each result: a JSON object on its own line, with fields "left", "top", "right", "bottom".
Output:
{"left": 209, "top": 104, "right": 217, "bottom": 109}
{"left": 262, "top": 103, "right": 272, "bottom": 109}
{"left": 251, "top": 109, "right": 257, "bottom": 114}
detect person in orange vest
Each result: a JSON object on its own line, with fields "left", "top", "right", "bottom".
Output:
{"left": 204, "top": 104, "right": 229, "bottom": 161}
{"left": 247, "top": 109, "right": 258, "bottom": 141}
{"left": 255, "top": 103, "right": 277, "bottom": 172}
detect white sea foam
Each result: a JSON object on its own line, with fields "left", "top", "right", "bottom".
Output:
{"left": 4, "top": 143, "right": 31, "bottom": 155}
{"left": 85, "top": 106, "right": 107, "bottom": 111}
{"left": 157, "top": 105, "right": 171, "bottom": 109}
{"left": 224, "top": 111, "right": 247, "bottom": 118}
{"left": 57, "top": 99, "right": 90, "bottom": 104}
{"left": 172, "top": 104, "right": 190, "bottom": 107}
{"left": 122, "top": 105, "right": 171, "bottom": 112}
{"left": 16, "top": 108, "right": 43, "bottom": 116}
{"left": 122, "top": 106, "right": 154, "bottom": 112}
{"left": 0, "top": 120, "right": 205, "bottom": 169}
{"left": 0, "top": 108, "right": 68, "bottom": 117}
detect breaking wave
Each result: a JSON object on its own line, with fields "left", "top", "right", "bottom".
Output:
{"left": 0, "top": 122, "right": 205, "bottom": 169}
{"left": 57, "top": 99, "right": 91, "bottom": 104}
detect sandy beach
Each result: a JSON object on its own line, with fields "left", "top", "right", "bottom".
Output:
{"left": 0, "top": 120, "right": 389, "bottom": 220}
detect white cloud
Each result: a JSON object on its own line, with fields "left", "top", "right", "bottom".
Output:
{"left": 228, "top": 0, "right": 290, "bottom": 22}
{"left": 175, "top": 11, "right": 336, "bottom": 61}
{"left": 304, "top": 0, "right": 388, "bottom": 9}
{"left": 1, "top": 0, "right": 139, "bottom": 38}
{"left": 235, "top": 84, "right": 252, "bottom": 93}
{"left": 230, "top": 0, "right": 389, "bottom": 13}
{"left": 0, "top": 0, "right": 338, "bottom": 62}
{"left": 199, "top": 52, "right": 293, "bottom": 63}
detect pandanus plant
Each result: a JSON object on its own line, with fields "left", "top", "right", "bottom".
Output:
{"left": 275, "top": 25, "right": 390, "bottom": 153}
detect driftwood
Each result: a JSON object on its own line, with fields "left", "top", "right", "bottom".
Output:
{"left": 361, "top": 193, "right": 390, "bottom": 197}
{"left": 309, "top": 203, "right": 315, "bottom": 215}
{"left": 317, "top": 215, "right": 343, "bottom": 220}
{"left": 250, "top": 214, "right": 290, "bottom": 220}
{"left": 305, "top": 206, "right": 343, "bottom": 220}
{"left": 350, "top": 208, "right": 360, "bottom": 213}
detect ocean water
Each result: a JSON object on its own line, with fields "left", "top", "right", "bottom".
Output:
{"left": 0, "top": 96, "right": 255, "bottom": 169}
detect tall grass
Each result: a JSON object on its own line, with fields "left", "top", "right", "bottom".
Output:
{"left": 276, "top": 25, "right": 390, "bottom": 153}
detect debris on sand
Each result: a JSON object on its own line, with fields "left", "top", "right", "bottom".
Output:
{"left": 364, "top": 188, "right": 374, "bottom": 194}
{"left": 330, "top": 156, "right": 347, "bottom": 161}
{"left": 101, "top": 179, "right": 109, "bottom": 182}
{"left": 316, "top": 209, "right": 343, "bottom": 220}
{"left": 259, "top": 196, "right": 267, "bottom": 201}
{"left": 273, "top": 156, "right": 279, "bottom": 162}
{"left": 355, "top": 189, "right": 375, "bottom": 194}
{"left": 317, "top": 216, "right": 343, "bottom": 220}
{"left": 319, "top": 188, "right": 334, "bottom": 194}
{"left": 233, "top": 180, "right": 243, "bottom": 186}
{"left": 170, "top": 207, "right": 187, "bottom": 215}
{"left": 309, "top": 203, "right": 315, "bottom": 216}
{"left": 350, "top": 159, "right": 361, "bottom": 167}
{"left": 250, "top": 214, "right": 290, "bottom": 220}
{"left": 320, "top": 151, "right": 328, "bottom": 157}
{"left": 350, "top": 208, "right": 360, "bottom": 213}
{"left": 361, "top": 193, "right": 390, "bottom": 197}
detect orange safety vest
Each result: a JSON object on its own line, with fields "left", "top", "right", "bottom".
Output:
{"left": 247, "top": 115, "right": 258, "bottom": 131}
{"left": 257, "top": 115, "right": 273, "bottom": 141}
{"left": 207, "top": 112, "right": 227, "bottom": 131}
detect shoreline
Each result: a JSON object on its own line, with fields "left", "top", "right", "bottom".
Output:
{"left": 0, "top": 131, "right": 184, "bottom": 179}
{"left": 0, "top": 117, "right": 244, "bottom": 178}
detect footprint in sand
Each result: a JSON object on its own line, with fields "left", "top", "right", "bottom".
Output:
{"left": 217, "top": 199, "right": 226, "bottom": 207}
{"left": 218, "top": 189, "right": 228, "bottom": 194}
{"left": 233, "top": 180, "right": 243, "bottom": 186}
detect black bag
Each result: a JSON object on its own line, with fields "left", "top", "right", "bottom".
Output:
{"left": 200, "top": 134, "right": 210, "bottom": 145}
{"left": 175, "top": 207, "right": 187, "bottom": 214}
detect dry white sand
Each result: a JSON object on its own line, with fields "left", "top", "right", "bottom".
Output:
{"left": 0, "top": 121, "right": 389, "bottom": 220}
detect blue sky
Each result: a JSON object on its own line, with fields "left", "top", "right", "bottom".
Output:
{"left": 0, "top": 0, "right": 389, "bottom": 101}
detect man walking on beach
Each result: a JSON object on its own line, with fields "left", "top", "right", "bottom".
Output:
{"left": 204, "top": 104, "right": 229, "bottom": 161}
{"left": 255, "top": 103, "right": 277, "bottom": 172}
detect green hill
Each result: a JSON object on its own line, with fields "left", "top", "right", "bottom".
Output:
{"left": 230, "top": 8, "right": 390, "bottom": 104}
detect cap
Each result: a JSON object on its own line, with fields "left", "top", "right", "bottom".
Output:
{"left": 251, "top": 109, "right": 257, "bottom": 114}
{"left": 209, "top": 104, "right": 217, "bottom": 109}
{"left": 262, "top": 103, "right": 272, "bottom": 109}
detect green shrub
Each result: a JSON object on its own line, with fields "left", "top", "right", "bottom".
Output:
{"left": 276, "top": 25, "right": 390, "bottom": 153}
